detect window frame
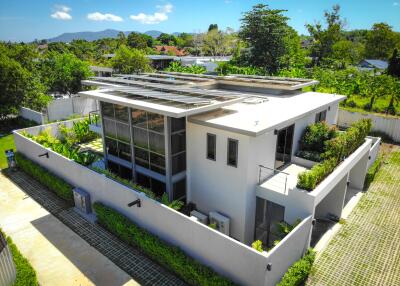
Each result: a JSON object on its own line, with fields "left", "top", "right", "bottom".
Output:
{"left": 206, "top": 133, "right": 216, "bottom": 161}
{"left": 227, "top": 138, "right": 238, "bottom": 168}
{"left": 315, "top": 110, "right": 327, "bottom": 123}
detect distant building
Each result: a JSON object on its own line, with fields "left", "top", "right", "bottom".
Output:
{"left": 154, "top": 45, "right": 186, "bottom": 56}
{"left": 358, "top": 59, "right": 388, "bottom": 71}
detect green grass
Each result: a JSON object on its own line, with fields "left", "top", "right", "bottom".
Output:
{"left": 0, "top": 229, "right": 39, "bottom": 286}
{"left": 0, "top": 134, "right": 16, "bottom": 169}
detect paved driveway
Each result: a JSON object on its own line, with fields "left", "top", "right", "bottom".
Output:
{"left": 0, "top": 170, "right": 186, "bottom": 286}
{"left": 307, "top": 147, "right": 400, "bottom": 286}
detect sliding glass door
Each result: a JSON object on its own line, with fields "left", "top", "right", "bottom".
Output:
{"left": 275, "top": 124, "right": 294, "bottom": 169}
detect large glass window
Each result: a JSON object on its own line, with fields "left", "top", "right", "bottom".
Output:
{"left": 171, "top": 132, "right": 186, "bottom": 155}
{"left": 227, "top": 138, "right": 238, "bottom": 167}
{"left": 101, "top": 102, "right": 114, "bottom": 118}
{"left": 114, "top": 105, "right": 129, "bottom": 122}
{"left": 134, "top": 147, "right": 149, "bottom": 168}
{"left": 107, "top": 161, "right": 132, "bottom": 181}
{"left": 104, "top": 118, "right": 117, "bottom": 139}
{"left": 136, "top": 172, "right": 166, "bottom": 197}
{"left": 116, "top": 121, "right": 130, "bottom": 143}
{"left": 131, "top": 109, "right": 148, "bottom": 128}
{"left": 105, "top": 137, "right": 132, "bottom": 162}
{"left": 171, "top": 117, "right": 185, "bottom": 132}
{"left": 148, "top": 132, "right": 165, "bottom": 154}
{"left": 172, "top": 152, "right": 186, "bottom": 175}
{"left": 173, "top": 178, "right": 186, "bottom": 201}
{"left": 148, "top": 113, "right": 164, "bottom": 132}
{"left": 315, "top": 110, "right": 327, "bottom": 123}
{"left": 207, "top": 133, "right": 216, "bottom": 160}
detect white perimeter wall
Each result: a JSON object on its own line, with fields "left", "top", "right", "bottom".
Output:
{"left": 14, "top": 129, "right": 269, "bottom": 286}
{"left": 19, "top": 107, "right": 45, "bottom": 124}
{"left": 338, "top": 109, "right": 400, "bottom": 142}
{"left": 46, "top": 96, "right": 98, "bottom": 122}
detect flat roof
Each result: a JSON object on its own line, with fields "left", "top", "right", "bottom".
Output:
{"left": 188, "top": 92, "right": 345, "bottom": 136}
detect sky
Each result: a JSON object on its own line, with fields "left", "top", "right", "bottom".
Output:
{"left": 0, "top": 0, "right": 399, "bottom": 42}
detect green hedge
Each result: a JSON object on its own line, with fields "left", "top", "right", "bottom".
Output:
{"left": 297, "top": 119, "right": 372, "bottom": 191}
{"left": 364, "top": 156, "right": 382, "bottom": 188}
{"left": 0, "top": 229, "right": 39, "bottom": 286}
{"left": 15, "top": 152, "right": 74, "bottom": 203}
{"left": 277, "top": 249, "right": 315, "bottom": 286}
{"left": 93, "top": 202, "right": 234, "bottom": 286}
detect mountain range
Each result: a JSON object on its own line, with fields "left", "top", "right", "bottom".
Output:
{"left": 47, "top": 29, "right": 180, "bottom": 43}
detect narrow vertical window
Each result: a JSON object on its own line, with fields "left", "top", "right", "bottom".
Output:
{"left": 227, "top": 138, "right": 238, "bottom": 167}
{"left": 207, "top": 133, "right": 216, "bottom": 160}
{"left": 315, "top": 110, "right": 327, "bottom": 123}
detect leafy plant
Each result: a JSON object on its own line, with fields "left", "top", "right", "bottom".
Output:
{"left": 277, "top": 248, "right": 316, "bottom": 286}
{"left": 15, "top": 152, "right": 74, "bottom": 202}
{"left": 298, "top": 122, "right": 337, "bottom": 154}
{"left": 94, "top": 202, "right": 234, "bottom": 286}
{"left": 165, "top": 62, "right": 206, "bottom": 74}
{"left": 208, "top": 222, "right": 217, "bottom": 230}
{"left": 251, "top": 240, "right": 264, "bottom": 252}
{"left": 160, "top": 193, "right": 184, "bottom": 211}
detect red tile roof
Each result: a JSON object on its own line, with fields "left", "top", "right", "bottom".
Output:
{"left": 155, "top": 46, "right": 186, "bottom": 56}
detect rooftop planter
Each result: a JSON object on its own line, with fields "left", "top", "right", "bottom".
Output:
{"left": 297, "top": 119, "right": 372, "bottom": 191}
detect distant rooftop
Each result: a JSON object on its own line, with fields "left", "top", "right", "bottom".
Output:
{"left": 358, "top": 59, "right": 388, "bottom": 70}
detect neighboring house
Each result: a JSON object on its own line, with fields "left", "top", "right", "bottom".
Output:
{"left": 358, "top": 59, "right": 389, "bottom": 71}
{"left": 154, "top": 45, "right": 186, "bottom": 56}
{"left": 80, "top": 72, "right": 378, "bottom": 244}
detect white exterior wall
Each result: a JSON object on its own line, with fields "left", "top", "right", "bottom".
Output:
{"left": 187, "top": 122, "right": 252, "bottom": 242}
{"left": 46, "top": 96, "right": 98, "bottom": 122}
{"left": 19, "top": 107, "right": 46, "bottom": 124}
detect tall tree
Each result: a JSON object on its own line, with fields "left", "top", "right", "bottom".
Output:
{"left": 157, "top": 33, "right": 176, "bottom": 45}
{"left": 388, "top": 49, "right": 400, "bottom": 77}
{"left": 127, "top": 32, "right": 149, "bottom": 50}
{"left": 239, "top": 4, "right": 291, "bottom": 73}
{"left": 365, "top": 23, "right": 398, "bottom": 60}
{"left": 202, "top": 28, "right": 235, "bottom": 57}
{"left": 306, "top": 5, "right": 345, "bottom": 66}
{"left": 40, "top": 52, "right": 93, "bottom": 96}
{"left": 111, "top": 45, "right": 152, "bottom": 74}
{"left": 208, "top": 24, "right": 218, "bottom": 32}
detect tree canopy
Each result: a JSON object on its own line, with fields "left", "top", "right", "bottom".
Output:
{"left": 111, "top": 45, "right": 152, "bottom": 74}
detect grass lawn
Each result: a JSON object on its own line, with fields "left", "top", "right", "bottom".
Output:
{"left": 340, "top": 94, "right": 400, "bottom": 117}
{"left": 0, "top": 134, "right": 16, "bottom": 170}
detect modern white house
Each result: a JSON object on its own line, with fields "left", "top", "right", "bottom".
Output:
{"left": 14, "top": 72, "right": 380, "bottom": 285}
{"left": 80, "top": 72, "right": 379, "bottom": 245}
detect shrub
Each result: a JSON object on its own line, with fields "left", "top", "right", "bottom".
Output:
{"left": 298, "top": 122, "right": 337, "bottom": 154}
{"left": 277, "top": 249, "right": 315, "bottom": 286}
{"left": 297, "top": 119, "right": 372, "bottom": 191}
{"left": 15, "top": 152, "right": 74, "bottom": 203}
{"left": 0, "top": 229, "right": 39, "bottom": 286}
{"left": 295, "top": 150, "right": 322, "bottom": 162}
{"left": 346, "top": 99, "right": 357, "bottom": 108}
{"left": 251, "top": 240, "right": 264, "bottom": 252}
{"left": 93, "top": 202, "right": 234, "bottom": 286}
{"left": 297, "top": 158, "right": 337, "bottom": 191}
{"left": 165, "top": 62, "right": 206, "bottom": 74}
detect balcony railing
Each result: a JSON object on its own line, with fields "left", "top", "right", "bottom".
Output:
{"left": 89, "top": 110, "right": 101, "bottom": 127}
{"left": 258, "top": 165, "right": 289, "bottom": 194}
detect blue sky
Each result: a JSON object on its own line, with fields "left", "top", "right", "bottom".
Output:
{"left": 0, "top": 0, "right": 399, "bottom": 42}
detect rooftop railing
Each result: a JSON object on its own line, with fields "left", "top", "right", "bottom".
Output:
{"left": 258, "top": 165, "right": 289, "bottom": 194}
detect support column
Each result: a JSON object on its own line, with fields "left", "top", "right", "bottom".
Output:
{"left": 349, "top": 151, "right": 369, "bottom": 190}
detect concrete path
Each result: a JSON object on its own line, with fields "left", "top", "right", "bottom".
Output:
{"left": 0, "top": 171, "right": 139, "bottom": 286}
{"left": 307, "top": 148, "right": 400, "bottom": 286}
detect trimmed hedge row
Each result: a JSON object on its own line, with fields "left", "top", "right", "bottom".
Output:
{"left": 93, "top": 202, "right": 234, "bottom": 286}
{"left": 277, "top": 249, "right": 315, "bottom": 286}
{"left": 297, "top": 119, "right": 372, "bottom": 191}
{"left": 15, "top": 152, "right": 74, "bottom": 203}
{"left": 364, "top": 156, "right": 382, "bottom": 188}
{"left": 0, "top": 229, "right": 39, "bottom": 286}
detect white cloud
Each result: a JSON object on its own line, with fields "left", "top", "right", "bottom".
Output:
{"left": 394, "top": 2, "right": 399, "bottom": 6}
{"left": 130, "top": 3, "right": 173, "bottom": 24}
{"left": 87, "top": 12, "right": 123, "bottom": 22}
{"left": 51, "top": 5, "right": 72, "bottom": 20}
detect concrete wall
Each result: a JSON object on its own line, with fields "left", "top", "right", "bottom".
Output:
{"left": 367, "top": 136, "right": 381, "bottom": 169}
{"left": 19, "top": 107, "right": 45, "bottom": 124}
{"left": 46, "top": 96, "right": 98, "bottom": 122}
{"left": 338, "top": 109, "right": 400, "bottom": 142}
{"left": 14, "top": 129, "right": 270, "bottom": 286}
{"left": 0, "top": 235, "right": 16, "bottom": 286}
{"left": 265, "top": 216, "right": 313, "bottom": 286}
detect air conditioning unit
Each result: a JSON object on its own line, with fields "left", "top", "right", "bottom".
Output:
{"left": 209, "top": 211, "right": 230, "bottom": 236}
{"left": 190, "top": 210, "right": 208, "bottom": 224}
{"left": 73, "top": 188, "right": 91, "bottom": 214}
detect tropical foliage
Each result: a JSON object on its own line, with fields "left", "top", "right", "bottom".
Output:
{"left": 277, "top": 249, "right": 316, "bottom": 286}
{"left": 165, "top": 62, "right": 206, "bottom": 74}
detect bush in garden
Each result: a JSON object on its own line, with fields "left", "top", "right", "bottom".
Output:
{"left": 93, "top": 202, "right": 234, "bottom": 286}
{"left": 277, "top": 249, "right": 315, "bottom": 286}
{"left": 251, "top": 240, "right": 264, "bottom": 252}
{"left": 297, "top": 122, "right": 337, "bottom": 159}
{"left": 297, "top": 119, "right": 372, "bottom": 191}
{"left": 15, "top": 152, "right": 74, "bottom": 203}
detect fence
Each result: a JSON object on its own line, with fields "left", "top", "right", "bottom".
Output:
{"left": 0, "top": 232, "right": 16, "bottom": 286}
{"left": 13, "top": 121, "right": 315, "bottom": 285}
{"left": 20, "top": 96, "right": 98, "bottom": 124}
{"left": 338, "top": 109, "right": 400, "bottom": 142}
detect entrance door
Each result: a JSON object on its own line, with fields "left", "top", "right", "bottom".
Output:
{"left": 275, "top": 124, "right": 294, "bottom": 169}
